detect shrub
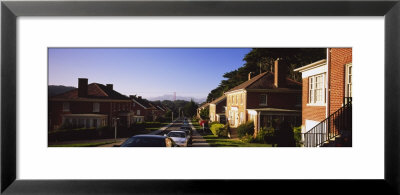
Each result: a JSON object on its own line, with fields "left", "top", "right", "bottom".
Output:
{"left": 293, "top": 126, "right": 302, "bottom": 147}
{"left": 240, "top": 134, "right": 254, "bottom": 143}
{"left": 210, "top": 122, "right": 227, "bottom": 137}
{"left": 237, "top": 121, "right": 254, "bottom": 138}
{"left": 255, "top": 128, "right": 268, "bottom": 144}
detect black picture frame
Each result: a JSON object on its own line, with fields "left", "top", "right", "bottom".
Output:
{"left": 1, "top": 0, "right": 399, "bottom": 194}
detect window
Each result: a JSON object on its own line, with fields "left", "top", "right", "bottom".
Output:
{"left": 260, "top": 94, "right": 267, "bottom": 105}
{"left": 137, "top": 109, "right": 141, "bottom": 115}
{"left": 346, "top": 63, "right": 352, "bottom": 97}
{"left": 93, "top": 103, "right": 100, "bottom": 112}
{"left": 62, "top": 102, "right": 70, "bottom": 112}
{"left": 308, "top": 74, "right": 325, "bottom": 104}
{"left": 93, "top": 119, "right": 98, "bottom": 128}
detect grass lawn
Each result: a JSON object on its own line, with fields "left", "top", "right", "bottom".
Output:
{"left": 191, "top": 120, "right": 272, "bottom": 147}
{"left": 202, "top": 135, "right": 272, "bottom": 147}
{"left": 49, "top": 141, "right": 114, "bottom": 147}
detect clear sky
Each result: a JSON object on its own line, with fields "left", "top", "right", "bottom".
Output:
{"left": 48, "top": 48, "right": 251, "bottom": 99}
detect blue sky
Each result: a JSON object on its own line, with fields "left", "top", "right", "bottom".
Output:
{"left": 48, "top": 48, "right": 252, "bottom": 99}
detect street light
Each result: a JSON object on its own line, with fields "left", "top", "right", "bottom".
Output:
{"left": 113, "top": 117, "right": 120, "bottom": 143}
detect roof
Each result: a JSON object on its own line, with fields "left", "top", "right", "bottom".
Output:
{"left": 150, "top": 101, "right": 167, "bottom": 111}
{"left": 50, "top": 83, "right": 129, "bottom": 100}
{"left": 209, "top": 95, "right": 226, "bottom": 105}
{"left": 198, "top": 102, "right": 210, "bottom": 109}
{"left": 226, "top": 72, "right": 301, "bottom": 93}
{"left": 294, "top": 59, "right": 326, "bottom": 72}
{"left": 130, "top": 95, "right": 153, "bottom": 109}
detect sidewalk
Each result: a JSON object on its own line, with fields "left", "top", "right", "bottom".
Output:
{"left": 188, "top": 121, "right": 210, "bottom": 147}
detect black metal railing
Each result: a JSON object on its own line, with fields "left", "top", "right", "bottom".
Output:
{"left": 303, "top": 99, "right": 352, "bottom": 147}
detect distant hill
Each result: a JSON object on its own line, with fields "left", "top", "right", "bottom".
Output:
{"left": 147, "top": 94, "right": 206, "bottom": 104}
{"left": 48, "top": 85, "right": 76, "bottom": 97}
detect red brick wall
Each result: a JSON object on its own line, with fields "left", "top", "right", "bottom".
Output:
{"left": 329, "top": 48, "right": 352, "bottom": 115}
{"left": 246, "top": 91, "right": 300, "bottom": 110}
{"left": 301, "top": 78, "right": 326, "bottom": 126}
{"left": 49, "top": 100, "right": 132, "bottom": 131}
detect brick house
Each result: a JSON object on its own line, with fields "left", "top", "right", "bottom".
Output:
{"left": 225, "top": 60, "right": 302, "bottom": 137}
{"left": 129, "top": 95, "right": 148, "bottom": 123}
{"left": 129, "top": 95, "right": 162, "bottom": 122}
{"left": 48, "top": 78, "right": 135, "bottom": 131}
{"left": 209, "top": 95, "right": 226, "bottom": 123}
{"left": 294, "top": 48, "right": 352, "bottom": 147}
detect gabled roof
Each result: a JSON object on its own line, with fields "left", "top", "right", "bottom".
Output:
{"left": 50, "top": 83, "right": 129, "bottom": 100}
{"left": 131, "top": 95, "right": 153, "bottom": 109}
{"left": 198, "top": 102, "right": 210, "bottom": 110}
{"left": 209, "top": 95, "right": 226, "bottom": 105}
{"left": 226, "top": 72, "right": 301, "bottom": 93}
{"left": 294, "top": 59, "right": 326, "bottom": 72}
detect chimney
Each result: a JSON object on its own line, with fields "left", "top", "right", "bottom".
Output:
{"left": 248, "top": 72, "right": 253, "bottom": 81}
{"left": 78, "top": 78, "right": 88, "bottom": 97}
{"left": 138, "top": 96, "right": 142, "bottom": 99}
{"left": 274, "top": 59, "right": 288, "bottom": 88}
{"left": 129, "top": 95, "right": 135, "bottom": 99}
{"left": 106, "top": 84, "right": 113, "bottom": 91}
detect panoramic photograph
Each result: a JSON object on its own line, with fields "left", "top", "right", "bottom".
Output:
{"left": 48, "top": 48, "right": 352, "bottom": 147}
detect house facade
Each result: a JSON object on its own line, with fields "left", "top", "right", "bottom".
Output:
{"left": 48, "top": 78, "right": 135, "bottom": 131}
{"left": 129, "top": 95, "right": 148, "bottom": 123}
{"left": 225, "top": 60, "right": 302, "bottom": 137}
{"left": 295, "top": 48, "right": 352, "bottom": 146}
{"left": 209, "top": 95, "right": 227, "bottom": 123}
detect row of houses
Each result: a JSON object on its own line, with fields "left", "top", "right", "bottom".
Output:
{"left": 48, "top": 78, "right": 168, "bottom": 131}
{"left": 199, "top": 48, "right": 352, "bottom": 146}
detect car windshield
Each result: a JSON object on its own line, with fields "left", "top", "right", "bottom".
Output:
{"left": 121, "top": 137, "right": 165, "bottom": 147}
{"left": 167, "top": 132, "right": 186, "bottom": 138}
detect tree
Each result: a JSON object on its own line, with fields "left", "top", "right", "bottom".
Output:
{"left": 184, "top": 99, "right": 198, "bottom": 117}
{"left": 206, "top": 48, "right": 325, "bottom": 102}
{"left": 199, "top": 107, "right": 209, "bottom": 120}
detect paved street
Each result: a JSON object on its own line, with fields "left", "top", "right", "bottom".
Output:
{"left": 155, "top": 119, "right": 210, "bottom": 147}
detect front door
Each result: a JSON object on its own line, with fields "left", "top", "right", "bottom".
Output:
{"left": 234, "top": 111, "right": 239, "bottom": 127}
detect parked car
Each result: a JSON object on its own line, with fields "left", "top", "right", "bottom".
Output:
{"left": 178, "top": 128, "right": 192, "bottom": 145}
{"left": 120, "top": 135, "right": 179, "bottom": 147}
{"left": 165, "top": 131, "right": 188, "bottom": 147}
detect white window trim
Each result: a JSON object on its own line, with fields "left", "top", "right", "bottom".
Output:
{"left": 345, "top": 63, "right": 352, "bottom": 98}
{"left": 307, "top": 73, "right": 326, "bottom": 106}
{"left": 259, "top": 94, "right": 268, "bottom": 106}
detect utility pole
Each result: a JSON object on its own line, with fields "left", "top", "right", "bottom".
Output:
{"left": 113, "top": 117, "right": 120, "bottom": 143}
{"left": 172, "top": 112, "right": 174, "bottom": 122}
